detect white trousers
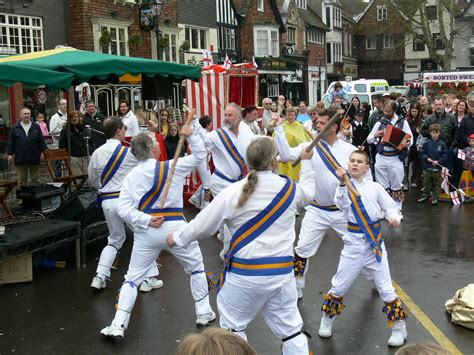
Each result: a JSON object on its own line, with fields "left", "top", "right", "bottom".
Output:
{"left": 294, "top": 207, "right": 346, "bottom": 288}
{"left": 96, "top": 199, "right": 158, "bottom": 279}
{"left": 210, "top": 174, "right": 233, "bottom": 258}
{"left": 112, "top": 220, "right": 212, "bottom": 328}
{"left": 328, "top": 232, "right": 397, "bottom": 303}
{"left": 374, "top": 154, "right": 404, "bottom": 209}
{"left": 218, "top": 272, "right": 309, "bottom": 355}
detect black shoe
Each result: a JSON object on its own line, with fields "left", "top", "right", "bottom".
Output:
{"left": 417, "top": 196, "right": 429, "bottom": 203}
{"left": 431, "top": 198, "right": 438, "bottom": 205}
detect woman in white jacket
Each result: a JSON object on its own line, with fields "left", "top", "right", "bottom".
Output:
{"left": 118, "top": 100, "right": 140, "bottom": 138}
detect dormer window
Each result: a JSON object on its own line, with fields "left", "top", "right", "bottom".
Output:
{"left": 296, "top": 0, "right": 307, "bottom": 9}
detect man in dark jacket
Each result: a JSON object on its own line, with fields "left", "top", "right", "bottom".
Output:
{"left": 82, "top": 100, "right": 106, "bottom": 152}
{"left": 7, "top": 107, "right": 47, "bottom": 186}
{"left": 420, "top": 97, "right": 457, "bottom": 148}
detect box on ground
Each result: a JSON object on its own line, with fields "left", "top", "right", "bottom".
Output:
{"left": 0, "top": 254, "right": 33, "bottom": 284}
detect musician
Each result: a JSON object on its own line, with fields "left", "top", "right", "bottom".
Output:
{"left": 319, "top": 150, "right": 407, "bottom": 347}
{"left": 274, "top": 109, "right": 369, "bottom": 299}
{"left": 167, "top": 137, "right": 315, "bottom": 354}
{"left": 88, "top": 117, "right": 162, "bottom": 292}
{"left": 100, "top": 125, "right": 215, "bottom": 339}
{"left": 367, "top": 100, "right": 412, "bottom": 216}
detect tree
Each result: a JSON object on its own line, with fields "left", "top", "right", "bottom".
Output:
{"left": 396, "top": 0, "right": 469, "bottom": 71}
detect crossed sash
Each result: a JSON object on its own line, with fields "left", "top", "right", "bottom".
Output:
{"left": 315, "top": 140, "right": 383, "bottom": 262}
{"left": 97, "top": 144, "right": 129, "bottom": 206}
{"left": 218, "top": 177, "right": 296, "bottom": 290}
{"left": 215, "top": 128, "right": 246, "bottom": 179}
{"left": 138, "top": 160, "right": 184, "bottom": 221}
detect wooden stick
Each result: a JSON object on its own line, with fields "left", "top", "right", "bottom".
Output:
{"left": 291, "top": 109, "right": 344, "bottom": 167}
{"left": 159, "top": 107, "right": 195, "bottom": 208}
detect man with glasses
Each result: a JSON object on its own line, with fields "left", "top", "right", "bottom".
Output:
{"left": 88, "top": 117, "right": 162, "bottom": 292}
{"left": 297, "top": 101, "right": 310, "bottom": 124}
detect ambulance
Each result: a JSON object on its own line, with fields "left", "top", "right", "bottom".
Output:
{"left": 322, "top": 78, "right": 390, "bottom": 108}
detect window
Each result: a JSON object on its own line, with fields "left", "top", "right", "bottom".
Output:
{"left": 258, "top": 0, "right": 264, "bottom": 12}
{"left": 326, "top": 42, "right": 332, "bottom": 64}
{"left": 267, "top": 76, "right": 279, "bottom": 97}
{"left": 161, "top": 33, "right": 177, "bottom": 62}
{"left": 307, "top": 29, "right": 323, "bottom": 44}
{"left": 413, "top": 36, "right": 425, "bottom": 51}
{"left": 426, "top": 5, "right": 437, "bottom": 21}
{"left": 218, "top": 27, "right": 236, "bottom": 51}
{"left": 296, "top": 0, "right": 307, "bottom": 9}
{"left": 185, "top": 27, "right": 207, "bottom": 50}
{"left": 100, "top": 25, "right": 128, "bottom": 56}
{"left": 288, "top": 27, "right": 296, "bottom": 45}
{"left": 343, "top": 31, "right": 352, "bottom": 56}
{"left": 333, "top": 8, "right": 341, "bottom": 28}
{"left": 0, "top": 13, "right": 43, "bottom": 54}
{"left": 334, "top": 43, "right": 342, "bottom": 63}
{"left": 433, "top": 33, "right": 444, "bottom": 50}
{"left": 325, "top": 7, "right": 331, "bottom": 28}
{"left": 366, "top": 35, "right": 376, "bottom": 49}
{"left": 383, "top": 35, "right": 394, "bottom": 49}
{"left": 377, "top": 5, "right": 387, "bottom": 21}
{"left": 254, "top": 26, "right": 279, "bottom": 57}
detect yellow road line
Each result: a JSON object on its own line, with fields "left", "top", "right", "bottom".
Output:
{"left": 393, "top": 281, "right": 462, "bottom": 355}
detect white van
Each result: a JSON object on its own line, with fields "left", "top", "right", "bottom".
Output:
{"left": 322, "top": 79, "right": 390, "bottom": 108}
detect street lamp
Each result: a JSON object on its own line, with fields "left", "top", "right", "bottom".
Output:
{"left": 139, "top": 0, "right": 163, "bottom": 60}
{"left": 316, "top": 54, "right": 323, "bottom": 102}
{"left": 151, "top": 0, "right": 163, "bottom": 60}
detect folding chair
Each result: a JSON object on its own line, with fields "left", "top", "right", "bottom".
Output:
{"left": 43, "top": 149, "right": 88, "bottom": 190}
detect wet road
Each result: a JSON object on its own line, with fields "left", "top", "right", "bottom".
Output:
{"left": 0, "top": 192, "right": 473, "bottom": 354}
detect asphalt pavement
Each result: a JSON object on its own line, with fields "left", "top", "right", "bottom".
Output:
{"left": 0, "top": 191, "right": 473, "bottom": 354}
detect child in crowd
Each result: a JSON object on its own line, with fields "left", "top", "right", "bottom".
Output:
{"left": 36, "top": 113, "right": 49, "bottom": 137}
{"left": 319, "top": 150, "right": 407, "bottom": 347}
{"left": 416, "top": 105, "right": 432, "bottom": 151}
{"left": 418, "top": 124, "right": 448, "bottom": 205}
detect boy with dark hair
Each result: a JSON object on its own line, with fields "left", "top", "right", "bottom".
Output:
{"left": 418, "top": 123, "right": 448, "bottom": 205}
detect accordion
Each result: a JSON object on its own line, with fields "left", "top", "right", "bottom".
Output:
{"left": 382, "top": 125, "right": 411, "bottom": 151}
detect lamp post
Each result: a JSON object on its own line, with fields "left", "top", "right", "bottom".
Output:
{"left": 316, "top": 54, "right": 322, "bottom": 102}
{"left": 152, "top": 0, "right": 163, "bottom": 60}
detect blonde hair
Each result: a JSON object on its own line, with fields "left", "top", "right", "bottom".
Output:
{"left": 176, "top": 328, "right": 257, "bottom": 355}
{"left": 395, "top": 342, "right": 452, "bottom": 355}
{"left": 236, "top": 137, "right": 276, "bottom": 208}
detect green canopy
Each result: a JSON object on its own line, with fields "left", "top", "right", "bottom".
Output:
{"left": 0, "top": 63, "right": 74, "bottom": 89}
{"left": 0, "top": 47, "right": 201, "bottom": 86}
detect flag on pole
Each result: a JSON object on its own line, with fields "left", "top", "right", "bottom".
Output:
{"left": 441, "top": 178, "right": 450, "bottom": 195}
{"left": 441, "top": 167, "right": 450, "bottom": 180}
{"left": 202, "top": 50, "right": 213, "bottom": 67}
{"left": 450, "top": 191, "right": 461, "bottom": 205}
{"left": 457, "top": 149, "right": 466, "bottom": 161}
{"left": 222, "top": 54, "right": 233, "bottom": 70}
{"left": 252, "top": 56, "right": 258, "bottom": 68}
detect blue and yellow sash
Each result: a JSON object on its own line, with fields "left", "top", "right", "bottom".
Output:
{"left": 142, "top": 207, "right": 184, "bottom": 222}
{"left": 96, "top": 191, "right": 120, "bottom": 208}
{"left": 138, "top": 161, "right": 169, "bottom": 213}
{"left": 216, "top": 128, "right": 245, "bottom": 176}
{"left": 347, "top": 188, "right": 383, "bottom": 262}
{"left": 310, "top": 200, "right": 339, "bottom": 211}
{"left": 315, "top": 140, "right": 339, "bottom": 178}
{"left": 229, "top": 256, "right": 294, "bottom": 276}
{"left": 101, "top": 144, "right": 129, "bottom": 188}
{"left": 218, "top": 177, "right": 296, "bottom": 290}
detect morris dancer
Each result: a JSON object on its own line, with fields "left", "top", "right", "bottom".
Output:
{"left": 318, "top": 150, "right": 408, "bottom": 347}
{"left": 274, "top": 109, "right": 368, "bottom": 299}
{"left": 168, "top": 137, "right": 315, "bottom": 354}
{"left": 193, "top": 103, "right": 256, "bottom": 257}
{"left": 367, "top": 100, "right": 412, "bottom": 217}
{"left": 100, "top": 124, "right": 215, "bottom": 339}
{"left": 88, "top": 117, "right": 162, "bottom": 292}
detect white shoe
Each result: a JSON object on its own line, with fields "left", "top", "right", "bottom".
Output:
{"left": 196, "top": 311, "right": 216, "bottom": 326}
{"left": 216, "top": 232, "right": 224, "bottom": 242}
{"left": 388, "top": 326, "right": 407, "bottom": 347}
{"left": 100, "top": 324, "right": 125, "bottom": 338}
{"left": 297, "top": 287, "right": 303, "bottom": 300}
{"left": 188, "top": 194, "right": 201, "bottom": 209}
{"left": 91, "top": 276, "right": 106, "bottom": 290}
{"left": 318, "top": 316, "right": 334, "bottom": 338}
{"left": 139, "top": 277, "right": 164, "bottom": 292}
{"left": 399, "top": 211, "right": 404, "bottom": 221}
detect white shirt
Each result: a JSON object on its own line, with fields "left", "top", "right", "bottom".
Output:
{"left": 117, "top": 133, "right": 206, "bottom": 229}
{"left": 193, "top": 120, "right": 256, "bottom": 181}
{"left": 49, "top": 111, "right": 67, "bottom": 144}
{"left": 88, "top": 139, "right": 138, "bottom": 193}
{"left": 274, "top": 125, "right": 364, "bottom": 206}
{"left": 335, "top": 179, "right": 401, "bottom": 225}
{"left": 241, "top": 120, "right": 263, "bottom": 136}
{"left": 367, "top": 116, "right": 413, "bottom": 151}
{"left": 174, "top": 162, "right": 315, "bottom": 259}
{"left": 20, "top": 121, "right": 31, "bottom": 135}
{"left": 121, "top": 111, "right": 140, "bottom": 138}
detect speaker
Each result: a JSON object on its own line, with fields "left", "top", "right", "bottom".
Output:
{"left": 142, "top": 75, "right": 176, "bottom": 100}
{"left": 52, "top": 188, "right": 104, "bottom": 227}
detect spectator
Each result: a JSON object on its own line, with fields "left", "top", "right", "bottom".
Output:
{"left": 199, "top": 115, "right": 213, "bottom": 132}
{"left": 347, "top": 96, "right": 362, "bottom": 121}
{"left": 458, "top": 99, "right": 474, "bottom": 149}
{"left": 351, "top": 109, "right": 370, "bottom": 152}
{"left": 176, "top": 327, "right": 257, "bottom": 355}
{"left": 418, "top": 96, "right": 430, "bottom": 106}
{"left": 146, "top": 120, "right": 167, "bottom": 161}
{"left": 277, "top": 94, "right": 286, "bottom": 117}
{"left": 118, "top": 100, "right": 140, "bottom": 139}
{"left": 304, "top": 106, "right": 318, "bottom": 138}
{"left": 286, "top": 99, "right": 294, "bottom": 109}
{"left": 406, "top": 103, "right": 423, "bottom": 188}
{"left": 444, "top": 93, "right": 456, "bottom": 114}
{"left": 49, "top": 98, "right": 68, "bottom": 148}
{"left": 59, "top": 111, "right": 88, "bottom": 175}
{"left": 241, "top": 105, "right": 264, "bottom": 136}
{"left": 271, "top": 101, "right": 278, "bottom": 113}
{"left": 460, "top": 133, "right": 474, "bottom": 172}
{"left": 418, "top": 123, "right": 448, "bottom": 205}
{"left": 454, "top": 99, "right": 467, "bottom": 127}
{"left": 316, "top": 101, "right": 325, "bottom": 110}
{"left": 416, "top": 105, "right": 432, "bottom": 152}
{"left": 7, "top": 107, "right": 47, "bottom": 186}
{"left": 261, "top": 97, "right": 273, "bottom": 128}
{"left": 36, "top": 112, "right": 49, "bottom": 137}
{"left": 158, "top": 108, "right": 172, "bottom": 136}
{"left": 362, "top": 102, "right": 371, "bottom": 122}
{"left": 297, "top": 100, "right": 310, "bottom": 124}
{"left": 83, "top": 100, "right": 106, "bottom": 151}
{"left": 164, "top": 123, "right": 185, "bottom": 159}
